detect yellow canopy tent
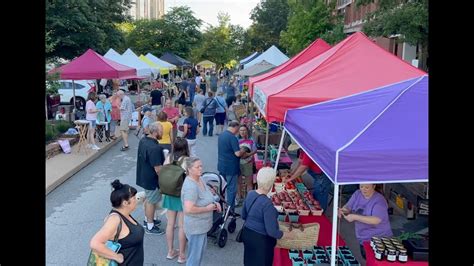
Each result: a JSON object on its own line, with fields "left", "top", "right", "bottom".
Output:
{"left": 196, "top": 60, "right": 216, "bottom": 69}
{"left": 139, "top": 55, "right": 169, "bottom": 75}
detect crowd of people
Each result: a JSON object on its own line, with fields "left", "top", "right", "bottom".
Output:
{"left": 88, "top": 70, "right": 394, "bottom": 266}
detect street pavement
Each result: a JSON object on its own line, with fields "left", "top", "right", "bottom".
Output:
{"left": 46, "top": 122, "right": 246, "bottom": 266}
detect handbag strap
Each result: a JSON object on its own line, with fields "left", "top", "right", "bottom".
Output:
{"left": 243, "top": 193, "right": 265, "bottom": 226}
{"left": 109, "top": 210, "right": 123, "bottom": 243}
{"left": 202, "top": 98, "right": 215, "bottom": 111}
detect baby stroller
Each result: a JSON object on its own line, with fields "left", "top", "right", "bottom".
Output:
{"left": 201, "top": 172, "right": 237, "bottom": 248}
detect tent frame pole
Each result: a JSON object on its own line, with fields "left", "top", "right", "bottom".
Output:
{"left": 72, "top": 80, "right": 77, "bottom": 116}
{"left": 264, "top": 121, "right": 270, "bottom": 164}
{"left": 274, "top": 129, "right": 286, "bottom": 171}
{"left": 330, "top": 184, "right": 339, "bottom": 266}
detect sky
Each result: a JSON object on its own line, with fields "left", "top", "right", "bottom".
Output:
{"left": 165, "top": 0, "right": 261, "bottom": 29}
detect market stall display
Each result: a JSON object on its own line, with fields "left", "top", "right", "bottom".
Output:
{"left": 279, "top": 75, "right": 428, "bottom": 266}
{"left": 363, "top": 241, "right": 428, "bottom": 266}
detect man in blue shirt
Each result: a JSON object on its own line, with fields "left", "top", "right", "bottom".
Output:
{"left": 218, "top": 121, "right": 247, "bottom": 216}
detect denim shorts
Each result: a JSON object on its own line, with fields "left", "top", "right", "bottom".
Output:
{"left": 88, "top": 120, "right": 96, "bottom": 129}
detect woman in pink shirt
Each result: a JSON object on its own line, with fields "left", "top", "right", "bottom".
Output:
{"left": 162, "top": 98, "right": 180, "bottom": 141}
{"left": 109, "top": 91, "right": 122, "bottom": 140}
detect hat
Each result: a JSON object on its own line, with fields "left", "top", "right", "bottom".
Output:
{"left": 287, "top": 140, "right": 300, "bottom": 152}
{"left": 142, "top": 106, "right": 152, "bottom": 113}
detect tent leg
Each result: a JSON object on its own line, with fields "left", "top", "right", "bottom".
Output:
{"left": 273, "top": 129, "right": 286, "bottom": 171}
{"left": 72, "top": 80, "right": 77, "bottom": 116}
{"left": 330, "top": 184, "right": 339, "bottom": 266}
{"left": 264, "top": 122, "right": 269, "bottom": 164}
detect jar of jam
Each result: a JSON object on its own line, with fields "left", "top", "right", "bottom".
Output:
{"left": 398, "top": 248, "right": 408, "bottom": 263}
{"left": 371, "top": 237, "right": 381, "bottom": 248}
{"left": 384, "top": 245, "right": 394, "bottom": 256}
{"left": 386, "top": 248, "right": 397, "bottom": 262}
{"left": 374, "top": 247, "right": 384, "bottom": 260}
{"left": 381, "top": 237, "right": 390, "bottom": 242}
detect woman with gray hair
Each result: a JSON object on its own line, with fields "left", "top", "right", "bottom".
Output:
{"left": 181, "top": 157, "right": 221, "bottom": 265}
{"left": 96, "top": 94, "right": 112, "bottom": 141}
{"left": 240, "top": 167, "right": 295, "bottom": 266}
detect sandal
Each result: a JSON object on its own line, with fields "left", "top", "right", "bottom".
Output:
{"left": 177, "top": 256, "right": 186, "bottom": 264}
{"left": 166, "top": 250, "right": 179, "bottom": 260}
{"left": 120, "top": 146, "right": 129, "bottom": 151}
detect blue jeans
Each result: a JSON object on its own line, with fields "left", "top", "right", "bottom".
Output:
{"left": 186, "top": 232, "right": 207, "bottom": 266}
{"left": 221, "top": 173, "right": 238, "bottom": 212}
{"left": 308, "top": 169, "right": 332, "bottom": 211}
{"left": 202, "top": 116, "right": 214, "bottom": 136}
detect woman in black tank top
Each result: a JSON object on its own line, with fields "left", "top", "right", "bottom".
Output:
{"left": 90, "top": 180, "right": 145, "bottom": 265}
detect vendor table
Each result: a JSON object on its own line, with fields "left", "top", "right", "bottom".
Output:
{"left": 273, "top": 215, "right": 346, "bottom": 266}
{"left": 363, "top": 242, "right": 428, "bottom": 266}
{"left": 74, "top": 120, "right": 90, "bottom": 154}
{"left": 96, "top": 121, "right": 110, "bottom": 142}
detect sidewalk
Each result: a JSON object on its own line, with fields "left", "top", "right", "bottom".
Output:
{"left": 46, "top": 136, "right": 122, "bottom": 195}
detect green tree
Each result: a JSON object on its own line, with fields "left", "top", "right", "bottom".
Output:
{"left": 46, "top": 0, "right": 131, "bottom": 60}
{"left": 359, "top": 0, "right": 428, "bottom": 70}
{"left": 246, "top": 0, "right": 289, "bottom": 52}
{"left": 162, "top": 6, "right": 203, "bottom": 58}
{"left": 190, "top": 13, "right": 245, "bottom": 68}
{"left": 280, "top": 0, "right": 345, "bottom": 56}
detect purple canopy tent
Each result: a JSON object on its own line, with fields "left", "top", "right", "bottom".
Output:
{"left": 276, "top": 75, "right": 428, "bottom": 266}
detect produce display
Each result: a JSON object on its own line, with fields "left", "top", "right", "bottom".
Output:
{"left": 271, "top": 177, "right": 323, "bottom": 216}
{"left": 288, "top": 246, "right": 360, "bottom": 265}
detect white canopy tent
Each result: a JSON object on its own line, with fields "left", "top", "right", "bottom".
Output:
{"left": 145, "top": 53, "right": 177, "bottom": 71}
{"left": 243, "top": 45, "right": 289, "bottom": 69}
{"left": 122, "top": 48, "right": 157, "bottom": 78}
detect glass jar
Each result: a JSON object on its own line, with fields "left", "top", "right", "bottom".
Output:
{"left": 387, "top": 248, "right": 397, "bottom": 262}
{"left": 374, "top": 247, "right": 384, "bottom": 260}
{"left": 384, "top": 245, "right": 394, "bottom": 256}
{"left": 371, "top": 237, "right": 381, "bottom": 248}
{"left": 398, "top": 248, "right": 408, "bottom": 263}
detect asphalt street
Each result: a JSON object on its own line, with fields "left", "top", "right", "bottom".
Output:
{"left": 46, "top": 121, "right": 246, "bottom": 266}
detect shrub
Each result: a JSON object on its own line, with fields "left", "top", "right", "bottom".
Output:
{"left": 55, "top": 120, "right": 73, "bottom": 133}
{"left": 45, "top": 121, "right": 59, "bottom": 142}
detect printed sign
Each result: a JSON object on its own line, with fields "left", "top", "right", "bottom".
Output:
{"left": 253, "top": 87, "right": 267, "bottom": 116}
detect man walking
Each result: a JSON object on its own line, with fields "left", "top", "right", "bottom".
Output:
{"left": 201, "top": 91, "right": 218, "bottom": 137}
{"left": 118, "top": 90, "right": 134, "bottom": 151}
{"left": 217, "top": 121, "right": 247, "bottom": 216}
{"left": 136, "top": 122, "right": 166, "bottom": 235}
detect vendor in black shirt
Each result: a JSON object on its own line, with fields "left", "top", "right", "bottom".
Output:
{"left": 150, "top": 87, "right": 163, "bottom": 114}
{"left": 136, "top": 121, "right": 166, "bottom": 235}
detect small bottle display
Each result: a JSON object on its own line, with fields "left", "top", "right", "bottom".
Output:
{"left": 386, "top": 248, "right": 397, "bottom": 262}
{"left": 374, "top": 247, "right": 384, "bottom": 260}
{"left": 398, "top": 248, "right": 408, "bottom": 263}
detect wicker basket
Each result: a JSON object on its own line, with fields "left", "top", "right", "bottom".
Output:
{"left": 276, "top": 222, "right": 320, "bottom": 250}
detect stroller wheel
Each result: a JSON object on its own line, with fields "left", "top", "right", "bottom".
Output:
{"left": 217, "top": 229, "right": 228, "bottom": 248}
{"left": 227, "top": 219, "right": 237, "bottom": 233}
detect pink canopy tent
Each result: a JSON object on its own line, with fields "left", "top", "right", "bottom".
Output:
{"left": 49, "top": 49, "right": 137, "bottom": 79}
{"left": 248, "top": 38, "right": 331, "bottom": 97}
{"left": 252, "top": 32, "right": 427, "bottom": 122}
{"left": 49, "top": 49, "right": 138, "bottom": 113}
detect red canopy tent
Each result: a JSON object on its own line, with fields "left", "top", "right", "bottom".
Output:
{"left": 252, "top": 32, "right": 427, "bottom": 122}
{"left": 248, "top": 38, "right": 331, "bottom": 97}
{"left": 49, "top": 49, "right": 137, "bottom": 79}
{"left": 49, "top": 49, "right": 138, "bottom": 114}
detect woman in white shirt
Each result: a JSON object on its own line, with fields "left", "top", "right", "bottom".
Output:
{"left": 86, "top": 92, "right": 100, "bottom": 150}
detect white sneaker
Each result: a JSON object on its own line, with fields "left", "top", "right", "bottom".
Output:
{"left": 92, "top": 145, "right": 101, "bottom": 150}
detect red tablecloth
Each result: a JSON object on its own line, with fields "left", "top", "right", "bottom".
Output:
{"left": 255, "top": 152, "right": 293, "bottom": 171}
{"left": 273, "top": 215, "right": 346, "bottom": 266}
{"left": 363, "top": 242, "right": 428, "bottom": 266}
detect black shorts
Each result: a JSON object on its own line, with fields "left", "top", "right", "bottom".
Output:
{"left": 214, "top": 112, "right": 226, "bottom": 125}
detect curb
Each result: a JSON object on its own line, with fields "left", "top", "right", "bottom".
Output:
{"left": 45, "top": 136, "right": 123, "bottom": 195}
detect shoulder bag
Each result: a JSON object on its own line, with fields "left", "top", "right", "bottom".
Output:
{"left": 236, "top": 194, "right": 264, "bottom": 242}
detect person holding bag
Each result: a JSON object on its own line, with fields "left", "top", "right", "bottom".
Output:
{"left": 89, "top": 179, "right": 144, "bottom": 265}
{"left": 161, "top": 138, "right": 190, "bottom": 264}
{"left": 240, "top": 167, "right": 295, "bottom": 266}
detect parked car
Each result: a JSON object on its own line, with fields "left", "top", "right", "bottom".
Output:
{"left": 58, "top": 80, "right": 95, "bottom": 110}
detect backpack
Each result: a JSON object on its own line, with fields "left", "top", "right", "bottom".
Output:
{"left": 158, "top": 157, "right": 186, "bottom": 197}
